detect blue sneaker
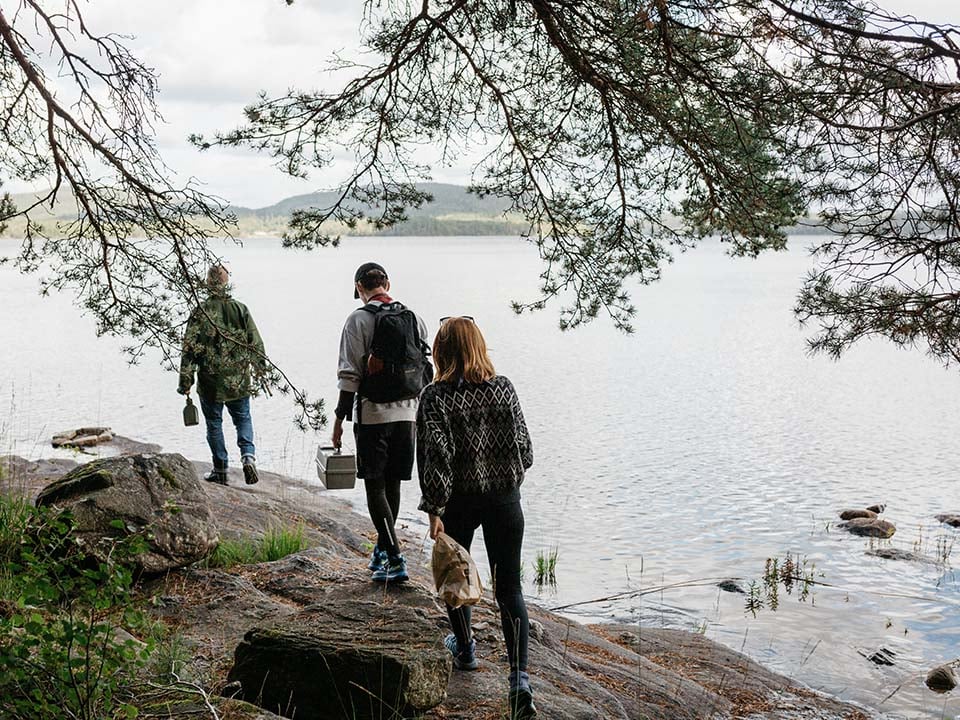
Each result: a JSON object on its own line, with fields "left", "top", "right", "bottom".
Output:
{"left": 508, "top": 687, "right": 537, "bottom": 719}
{"left": 372, "top": 554, "right": 408, "bottom": 583}
{"left": 444, "top": 633, "right": 478, "bottom": 671}
{"left": 367, "top": 547, "right": 388, "bottom": 571}
{"left": 509, "top": 671, "right": 536, "bottom": 718}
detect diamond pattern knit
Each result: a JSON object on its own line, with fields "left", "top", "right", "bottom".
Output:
{"left": 417, "top": 375, "right": 533, "bottom": 516}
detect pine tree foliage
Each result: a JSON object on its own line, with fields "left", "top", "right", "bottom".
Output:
{"left": 0, "top": 1, "right": 230, "bottom": 355}
{"left": 202, "top": 0, "right": 960, "bottom": 363}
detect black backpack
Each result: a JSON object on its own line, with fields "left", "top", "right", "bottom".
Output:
{"left": 358, "top": 302, "right": 433, "bottom": 403}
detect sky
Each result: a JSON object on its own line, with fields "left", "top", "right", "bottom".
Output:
{"left": 9, "top": 0, "right": 960, "bottom": 208}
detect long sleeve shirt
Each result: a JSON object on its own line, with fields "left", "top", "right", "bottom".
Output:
{"left": 417, "top": 375, "right": 533, "bottom": 516}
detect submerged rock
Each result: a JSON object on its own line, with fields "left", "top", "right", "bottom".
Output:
{"left": 936, "top": 513, "right": 960, "bottom": 528}
{"left": 866, "top": 547, "right": 936, "bottom": 564}
{"left": 839, "top": 508, "right": 877, "bottom": 521}
{"left": 35, "top": 453, "right": 219, "bottom": 574}
{"left": 228, "top": 595, "right": 451, "bottom": 720}
{"left": 717, "top": 579, "right": 746, "bottom": 594}
{"left": 607, "top": 624, "right": 876, "bottom": 719}
{"left": 840, "top": 517, "right": 896, "bottom": 538}
{"left": 865, "top": 647, "right": 897, "bottom": 666}
{"left": 926, "top": 664, "right": 958, "bottom": 693}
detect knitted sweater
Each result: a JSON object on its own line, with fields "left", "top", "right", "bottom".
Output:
{"left": 417, "top": 375, "right": 533, "bottom": 516}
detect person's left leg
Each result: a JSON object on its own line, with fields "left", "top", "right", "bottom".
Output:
{"left": 225, "top": 396, "right": 258, "bottom": 484}
{"left": 482, "top": 499, "right": 533, "bottom": 714}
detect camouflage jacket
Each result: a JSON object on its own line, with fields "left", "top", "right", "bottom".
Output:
{"left": 177, "top": 293, "right": 266, "bottom": 403}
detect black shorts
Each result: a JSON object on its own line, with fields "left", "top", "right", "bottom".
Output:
{"left": 354, "top": 421, "right": 415, "bottom": 481}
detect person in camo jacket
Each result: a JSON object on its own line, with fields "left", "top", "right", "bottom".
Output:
{"left": 417, "top": 316, "right": 537, "bottom": 720}
{"left": 178, "top": 264, "right": 266, "bottom": 486}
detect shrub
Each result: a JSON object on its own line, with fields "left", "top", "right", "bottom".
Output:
{"left": 0, "top": 495, "right": 31, "bottom": 564}
{"left": 0, "top": 506, "right": 154, "bottom": 720}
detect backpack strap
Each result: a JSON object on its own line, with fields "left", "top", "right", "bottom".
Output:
{"left": 359, "top": 300, "right": 406, "bottom": 315}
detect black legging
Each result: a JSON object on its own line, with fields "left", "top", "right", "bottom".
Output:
{"left": 442, "top": 495, "right": 529, "bottom": 672}
{"left": 365, "top": 475, "right": 401, "bottom": 555}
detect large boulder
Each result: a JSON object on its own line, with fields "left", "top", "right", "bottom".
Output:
{"left": 227, "top": 598, "right": 451, "bottom": 720}
{"left": 35, "top": 453, "right": 219, "bottom": 574}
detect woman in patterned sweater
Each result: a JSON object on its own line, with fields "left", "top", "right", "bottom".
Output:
{"left": 417, "top": 316, "right": 536, "bottom": 720}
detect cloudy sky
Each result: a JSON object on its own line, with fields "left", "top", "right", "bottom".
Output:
{"left": 13, "top": 0, "right": 960, "bottom": 208}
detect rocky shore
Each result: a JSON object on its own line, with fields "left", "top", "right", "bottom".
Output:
{"left": 0, "top": 443, "right": 876, "bottom": 720}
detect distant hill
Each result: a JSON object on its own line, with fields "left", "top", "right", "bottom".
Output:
{"left": 1, "top": 182, "right": 835, "bottom": 238}
{"left": 227, "top": 182, "right": 523, "bottom": 236}
{"left": 231, "top": 182, "right": 512, "bottom": 220}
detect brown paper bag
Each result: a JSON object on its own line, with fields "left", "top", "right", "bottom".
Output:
{"left": 431, "top": 532, "right": 483, "bottom": 608}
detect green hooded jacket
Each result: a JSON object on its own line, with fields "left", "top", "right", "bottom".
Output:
{"left": 177, "top": 292, "right": 266, "bottom": 403}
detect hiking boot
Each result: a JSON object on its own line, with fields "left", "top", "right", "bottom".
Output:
{"left": 241, "top": 455, "right": 259, "bottom": 485}
{"left": 372, "top": 554, "right": 408, "bottom": 583}
{"left": 444, "top": 633, "right": 478, "bottom": 671}
{"left": 508, "top": 687, "right": 537, "bottom": 720}
{"left": 367, "top": 547, "right": 388, "bottom": 572}
{"left": 203, "top": 470, "right": 228, "bottom": 486}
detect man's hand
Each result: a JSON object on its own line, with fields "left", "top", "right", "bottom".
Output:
{"left": 366, "top": 354, "right": 385, "bottom": 375}
{"left": 429, "top": 514, "right": 444, "bottom": 540}
{"left": 332, "top": 416, "right": 344, "bottom": 449}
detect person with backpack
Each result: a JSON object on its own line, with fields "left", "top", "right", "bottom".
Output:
{"left": 332, "top": 262, "right": 430, "bottom": 583}
{"left": 417, "top": 317, "right": 536, "bottom": 720}
{"left": 178, "top": 264, "right": 266, "bottom": 486}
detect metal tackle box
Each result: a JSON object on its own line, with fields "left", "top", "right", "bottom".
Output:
{"left": 315, "top": 446, "right": 357, "bottom": 490}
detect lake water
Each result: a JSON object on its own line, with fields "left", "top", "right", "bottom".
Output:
{"left": 2, "top": 235, "right": 958, "bottom": 718}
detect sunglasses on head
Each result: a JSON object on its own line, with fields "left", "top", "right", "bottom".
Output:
{"left": 439, "top": 316, "right": 475, "bottom": 324}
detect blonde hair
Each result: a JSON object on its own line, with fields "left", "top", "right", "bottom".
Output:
{"left": 432, "top": 318, "right": 495, "bottom": 384}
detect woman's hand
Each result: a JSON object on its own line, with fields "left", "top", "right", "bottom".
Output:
{"left": 429, "top": 514, "right": 444, "bottom": 540}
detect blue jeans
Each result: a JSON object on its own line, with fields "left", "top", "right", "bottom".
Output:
{"left": 199, "top": 396, "right": 255, "bottom": 470}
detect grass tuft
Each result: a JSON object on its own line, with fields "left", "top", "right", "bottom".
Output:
{"left": 261, "top": 522, "right": 307, "bottom": 562}
{"left": 149, "top": 630, "right": 193, "bottom": 684}
{"left": 205, "top": 537, "right": 260, "bottom": 568}
{"left": 533, "top": 546, "right": 559, "bottom": 587}
{"left": 203, "top": 522, "right": 307, "bottom": 568}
